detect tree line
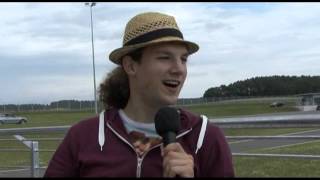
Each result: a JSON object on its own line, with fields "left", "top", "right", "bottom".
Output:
{"left": 203, "top": 75, "right": 320, "bottom": 98}
{"left": 0, "top": 100, "right": 99, "bottom": 112}
{"left": 2, "top": 75, "right": 320, "bottom": 112}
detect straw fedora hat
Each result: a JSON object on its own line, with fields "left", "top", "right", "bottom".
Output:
{"left": 109, "top": 12, "right": 199, "bottom": 64}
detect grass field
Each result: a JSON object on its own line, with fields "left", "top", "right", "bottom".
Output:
{"left": 1, "top": 98, "right": 298, "bottom": 128}
{"left": 0, "top": 110, "right": 95, "bottom": 129}
{"left": 181, "top": 99, "right": 298, "bottom": 118}
{"left": 234, "top": 140, "right": 320, "bottom": 177}
{"left": 1, "top": 98, "right": 319, "bottom": 177}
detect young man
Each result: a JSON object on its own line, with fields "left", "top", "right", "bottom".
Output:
{"left": 44, "top": 11, "right": 234, "bottom": 177}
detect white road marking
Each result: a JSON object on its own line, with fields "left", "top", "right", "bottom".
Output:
{"left": 254, "top": 139, "right": 320, "bottom": 152}
{"left": 279, "top": 128, "right": 320, "bottom": 136}
{"left": 229, "top": 139, "right": 252, "bottom": 144}
{"left": 0, "top": 168, "right": 29, "bottom": 173}
{"left": 228, "top": 128, "right": 320, "bottom": 145}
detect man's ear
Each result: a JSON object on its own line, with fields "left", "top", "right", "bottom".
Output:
{"left": 122, "top": 55, "right": 137, "bottom": 76}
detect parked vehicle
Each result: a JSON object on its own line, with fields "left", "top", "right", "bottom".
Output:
{"left": 0, "top": 113, "right": 28, "bottom": 124}
{"left": 270, "top": 102, "right": 284, "bottom": 107}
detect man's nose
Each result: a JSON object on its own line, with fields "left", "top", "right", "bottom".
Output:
{"left": 170, "top": 58, "right": 186, "bottom": 75}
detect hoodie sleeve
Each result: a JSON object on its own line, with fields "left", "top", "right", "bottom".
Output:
{"left": 43, "top": 126, "right": 79, "bottom": 177}
{"left": 198, "top": 124, "right": 235, "bottom": 177}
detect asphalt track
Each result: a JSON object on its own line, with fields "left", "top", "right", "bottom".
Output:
{"left": 229, "top": 128, "right": 320, "bottom": 153}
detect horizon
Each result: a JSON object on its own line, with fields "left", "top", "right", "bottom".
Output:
{"left": 1, "top": 74, "right": 319, "bottom": 106}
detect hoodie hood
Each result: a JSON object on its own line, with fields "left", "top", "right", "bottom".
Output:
{"left": 98, "top": 107, "right": 205, "bottom": 152}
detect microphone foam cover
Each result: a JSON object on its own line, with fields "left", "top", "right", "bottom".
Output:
{"left": 155, "top": 107, "right": 180, "bottom": 135}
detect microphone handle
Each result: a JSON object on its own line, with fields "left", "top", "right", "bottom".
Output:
{"left": 162, "top": 131, "right": 176, "bottom": 147}
{"left": 162, "top": 132, "right": 182, "bottom": 178}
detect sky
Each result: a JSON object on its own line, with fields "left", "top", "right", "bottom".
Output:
{"left": 1, "top": 2, "right": 320, "bottom": 104}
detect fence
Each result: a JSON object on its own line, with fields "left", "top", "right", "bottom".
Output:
{"left": 0, "top": 138, "right": 41, "bottom": 177}
{"left": 177, "top": 96, "right": 300, "bottom": 106}
{"left": 0, "top": 96, "right": 301, "bottom": 113}
{"left": 1, "top": 115, "right": 320, "bottom": 177}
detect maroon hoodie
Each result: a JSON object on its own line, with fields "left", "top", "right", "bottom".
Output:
{"left": 44, "top": 108, "right": 234, "bottom": 177}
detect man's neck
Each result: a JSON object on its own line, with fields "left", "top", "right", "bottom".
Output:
{"left": 123, "top": 98, "right": 159, "bottom": 124}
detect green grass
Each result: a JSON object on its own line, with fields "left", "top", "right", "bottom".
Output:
{"left": 250, "top": 140, "right": 320, "bottom": 155}
{"left": 222, "top": 127, "right": 317, "bottom": 136}
{"left": 1, "top": 98, "right": 318, "bottom": 176}
{"left": 180, "top": 100, "right": 298, "bottom": 118}
{"left": 234, "top": 141, "right": 320, "bottom": 177}
{"left": 234, "top": 156, "right": 320, "bottom": 177}
{"left": 7, "top": 127, "right": 307, "bottom": 169}
{"left": 0, "top": 98, "right": 298, "bottom": 128}
{"left": 0, "top": 132, "right": 65, "bottom": 169}
{"left": 24, "top": 133, "right": 65, "bottom": 166}
{"left": 0, "top": 99, "right": 299, "bottom": 129}
{"left": 0, "top": 110, "right": 96, "bottom": 128}
{"left": 0, "top": 135, "right": 31, "bottom": 169}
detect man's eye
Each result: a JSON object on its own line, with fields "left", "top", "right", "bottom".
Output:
{"left": 157, "top": 56, "right": 169, "bottom": 60}
{"left": 181, "top": 57, "right": 188, "bottom": 63}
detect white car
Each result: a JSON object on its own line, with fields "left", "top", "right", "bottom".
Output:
{"left": 0, "top": 113, "right": 28, "bottom": 124}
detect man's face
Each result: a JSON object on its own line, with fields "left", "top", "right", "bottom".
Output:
{"left": 131, "top": 42, "right": 189, "bottom": 107}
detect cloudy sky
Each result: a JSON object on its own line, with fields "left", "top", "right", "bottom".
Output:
{"left": 1, "top": 2, "right": 320, "bottom": 104}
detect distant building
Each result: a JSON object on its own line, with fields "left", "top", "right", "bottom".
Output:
{"left": 297, "top": 93, "right": 320, "bottom": 111}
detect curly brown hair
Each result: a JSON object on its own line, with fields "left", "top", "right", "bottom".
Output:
{"left": 98, "top": 48, "right": 143, "bottom": 109}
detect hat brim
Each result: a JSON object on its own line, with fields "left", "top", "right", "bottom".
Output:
{"left": 109, "top": 36, "right": 199, "bottom": 65}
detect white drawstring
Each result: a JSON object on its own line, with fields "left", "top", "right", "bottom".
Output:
{"left": 98, "top": 110, "right": 105, "bottom": 151}
{"left": 196, "top": 115, "right": 208, "bottom": 154}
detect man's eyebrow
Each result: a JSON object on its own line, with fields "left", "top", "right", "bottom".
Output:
{"left": 154, "top": 50, "right": 171, "bottom": 55}
{"left": 154, "top": 50, "right": 189, "bottom": 56}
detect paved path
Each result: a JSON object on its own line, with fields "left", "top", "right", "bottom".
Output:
{"left": 229, "top": 128, "right": 320, "bottom": 153}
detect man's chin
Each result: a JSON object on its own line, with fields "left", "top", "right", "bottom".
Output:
{"left": 162, "top": 95, "right": 178, "bottom": 105}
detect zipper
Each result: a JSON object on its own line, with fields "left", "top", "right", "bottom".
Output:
{"left": 136, "top": 157, "right": 143, "bottom": 177}
{"left": 106, "top": 122, "right": 136, "bottom": 150}
{"left": 107, "top": 123, "right": 144, "bottom": 177}
{"left": 107, "top": 122, "right": 192, "bottom": 177}
{"left": 136, "top": 143, "right": 162, "bottom": 177}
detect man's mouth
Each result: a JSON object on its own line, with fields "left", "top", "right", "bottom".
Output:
{"left": 162, "top": 80, "right": 180, "bottom": 88}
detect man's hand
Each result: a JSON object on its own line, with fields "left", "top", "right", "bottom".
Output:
{"left": 162, "top": 143, "right": 194, "bottom": 177}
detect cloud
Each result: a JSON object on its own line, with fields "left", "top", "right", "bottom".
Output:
{"left": 1, "top": 2, "right": 320, "bottom": 103}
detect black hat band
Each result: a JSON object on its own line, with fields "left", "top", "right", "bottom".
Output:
{"left": 124, "top": 28, "right": 184, "bottom": 46}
